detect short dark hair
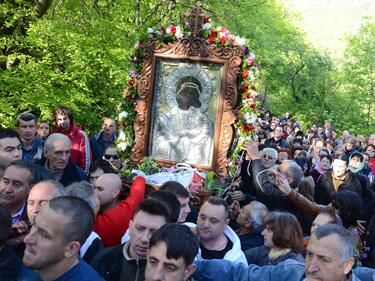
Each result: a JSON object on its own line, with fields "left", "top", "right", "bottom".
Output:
{"left": 0, "top": 128, "right": 22, "bottom": 143}
{"left": 333, "top": 153, "right": 349, "bottom": 164}
{"left": 6, "top": 161, "right": 34, "bottom": 186}
{"left": 159, "top": 181, "right": 189, "bottom": 199}
{"left": 89, "top": 158, "right": 116, "bottom": 174}
{"left": 135, "top": 198, "right": 171, "bottom": 223}
{"left": 266, "top": 211, "right": 303, "bottom": 253}
{"left": 149, "top": 224, "right": 199, "bottom": 266}
{"left": 53, "top": 106, "right": 74, "bottom": 124}
{"left": 16, "top": 112, "right": 37, "bottom": 127}
{"left": 0, "top": 203, "right": 11, "bottom": 246}
{"left": 48, "top": 196, "right": 94, "bottom": 245}
{"left": 332, "top": 191, "right": 361, "bottom": 228}
{"left": 205, "top": 197, "right": 229, "bottom": 219}
{"left": 148, "top": 191, "right": 180, "bottom": 223}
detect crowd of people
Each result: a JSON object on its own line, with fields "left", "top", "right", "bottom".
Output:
{"left": 0, "top": 106, "right": 375, "bottom": 281}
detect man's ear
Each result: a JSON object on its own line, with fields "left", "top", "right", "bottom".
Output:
{"left": 225, "top": 218, "right": 230, "bottom": 226}
{"left": 343, "top": 258, "right": 354, "bottom": 275}
{"left": 64, "top": 241, "right": 81, "bottom": 258}
{"left": 184, "top": 263, "right": 196, "bottom": 279}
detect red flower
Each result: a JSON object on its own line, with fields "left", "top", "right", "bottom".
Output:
{"left": 249, "top": 103, "right": 256, "bottom": 109}
{"left": 128, "top": 79, "right": 135, "bottom": 86}
{"left": 170, "top": 24, "right": 176, "bottom": 35}
{"left": 203, "top": 18, "right": 210, "bottom": 23}
{"left": 210, "top": 29, "right": 217, "bottom": 38}
{"left": 242, "top": 70, "right": 249, "bottom": 79}
{"left": 160, "top": 26, "right": 166, "bottom": 34}
{"left": 241, "top": 124, "right": 253, "bottom": 132}
{"left": 207, "top": 35, "right": 215, "bottom": 44}
{"left": 240, "top": 83, "right": 249, "bottom": 93}
{"left": 219, "top": 36, "right": 227, "bottom": 44}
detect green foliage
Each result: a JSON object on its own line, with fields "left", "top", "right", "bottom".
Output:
{"left": 0, "top": 0, "right": 374, "bottom": 139}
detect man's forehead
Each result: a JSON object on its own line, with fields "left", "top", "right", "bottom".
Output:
{"left": 29, "top": 183, "right": 56, "bottom": 199}
{"left": 200, "top": 203, "right": 226, "bottom": 218}
{"left": 36, "top": 204, "right": 69, "bottom": 230}
{"left": 0, "top": 137, "right": 21, "bottom": 147}
{"left": 4, "top": 165, "right": 30, "bottom": 178}
{"left": 134, "top": 211, "right": 167, "bottom": 226}
{"left": 308, "top": 234, "right": 342, "bottom": 257}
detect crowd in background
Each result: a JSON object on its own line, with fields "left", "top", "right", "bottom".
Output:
{"left": 0, "top": 105, "right": 375, "bottom": 281}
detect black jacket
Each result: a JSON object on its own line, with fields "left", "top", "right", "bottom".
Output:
{"left": 314, "top": 170, "right": 362, "bottom": 205}
{"left": 90, "top": 243, "right": 146, "bottom": 281}
{"left": 0, "top": 245, "right": 22, "bottom": 281}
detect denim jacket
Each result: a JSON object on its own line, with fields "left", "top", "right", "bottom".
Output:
{"left": 192, "top": 258, "right": 305, "bottom": 281}
{"left": 192, "top": 259, "right": 374, "bottom": 281}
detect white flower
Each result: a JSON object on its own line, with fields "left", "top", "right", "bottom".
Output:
{"left": 147, "top": 28, "right": 154, "bottom": 34}
{"left": 118, "top": 142, "right": 127, "bottom": 151}
{"left": 134, "top": 41, "right": 140, "bottom": 48}
{"left": 166, "top": 27, "right": 171, "bottom": 34}
{"left": 118, "top": 111, "right": 128, "bottom": 121}
{"left": 202, "top": 23, "right": 212, "bottom": 30}
{"left": 236, "top": 37, "right": 246, "bottom": 46}
{"left": 175, "top": 26, "right": 183, "bottom": 38}
{"left": 118, "top": 130, "right": 126, "bottom": 141}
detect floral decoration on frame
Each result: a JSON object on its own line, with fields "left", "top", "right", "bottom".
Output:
{"left": 117, "top": 16, "right": 261, "bottom": 178}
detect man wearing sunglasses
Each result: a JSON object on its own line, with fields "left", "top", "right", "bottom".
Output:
{"left": 103, "top": 145, "right": 123, "bottom": 171}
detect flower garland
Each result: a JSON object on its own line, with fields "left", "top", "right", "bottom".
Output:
{"left": 117, "top": 17, "right": 260, "bottom": 178}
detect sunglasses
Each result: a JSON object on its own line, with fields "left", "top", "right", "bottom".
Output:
{"left": 262, "top": 154, "right": 274, "bottom": 160}
{"left": 104, "top": 154, "right": 119, "bottom": 160}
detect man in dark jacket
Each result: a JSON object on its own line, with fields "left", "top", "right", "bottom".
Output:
{"left": 91, "top": 198, "right": 171, "bottom": 281}
{"left": 41, "top": 133, "right": 87, "bottom": 186}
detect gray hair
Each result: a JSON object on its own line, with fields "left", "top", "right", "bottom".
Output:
{"left": 44, "top": 133, "right": 71, "bottom": 152}
{"left": 261, "top": 147, "right": 278, "bottom": 161}
{"left": 37, "top": 179, "right": 67, "bottom": 197}
{"left": 283, "top": 160, "right": 303, "bottom": 189}
{"left": 314, "top": 224, "right": 354, "bottom": 264}
{"left": 248, "top": 201, "right": 269, "bottom": 234}
{"left": 65, "top": 181, "right": 96, "bottom": 211}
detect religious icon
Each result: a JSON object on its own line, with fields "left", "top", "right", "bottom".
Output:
{"left": 149, "top": 60, "right": 222, "bottom": 167}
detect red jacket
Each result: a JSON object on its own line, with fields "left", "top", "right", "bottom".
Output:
{"left": 53, "top": 124, "right": 91, "bottom": 174}
{"left": 94, "top": 176, "right": 146, "bottom": 247}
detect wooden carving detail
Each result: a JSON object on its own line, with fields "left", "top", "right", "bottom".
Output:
{"left": 131, "top": 5, "right": 242, "bottom": 176}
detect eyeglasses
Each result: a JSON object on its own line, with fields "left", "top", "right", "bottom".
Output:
{"left": 104, "top": 154, "right": 119, "bottom": 160}
{"left": 262, "top": 154, "right": 274, "bottom": 160}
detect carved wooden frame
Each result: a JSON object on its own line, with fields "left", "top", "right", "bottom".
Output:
{"left": 131, "top": 34, "right": 242, "bottom": 176}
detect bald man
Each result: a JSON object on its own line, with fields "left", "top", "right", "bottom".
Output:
{"left": 93, "top": 175, "right": 146, "bottom": 247}
{"left": 27, "top": 180, "right": 67, "bottom": 224}
{"left": 94, "top": 173, "right": 122, "bottom": 213}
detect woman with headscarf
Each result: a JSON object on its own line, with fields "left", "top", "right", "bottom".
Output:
{"left": 310, "top": 154, "right": 332, "bottom": 184}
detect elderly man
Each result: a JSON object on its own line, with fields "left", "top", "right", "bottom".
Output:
{"left": 16, "top": 112, "right": 44, "bottom": 163}
{"left": 41, "top": 133, "right": 87, "bottom": 186}
{"left": 236, "top": 201, "right": 269, "bottom": 251}
{"left": 91, "top": 117, "right": 117, "bottom": 162}
{"left": 0, "top": 128, "right": 22, "bottom": 178}
{"left": 52, "top": 106, "right": 91, "bottom": 174}
{"left": 91, "top": 198, "right": 171, "bottom": 281}
{"left": 27, "top": 180, "right": 67, "bottom": 224}
{"left": 197, "top": 197, "right": 247, "bottom": 264}
{"left": 19, "top": 196, "right": 104, "bottom": 280}
{"left": 192, "top": 224, "right": 374, "bottom": 281}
